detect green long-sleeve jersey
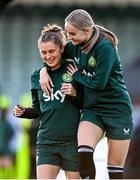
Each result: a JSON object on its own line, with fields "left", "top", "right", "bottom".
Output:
{"left": 31, "top": 60, "right": 82, "bottom": 145}
{"left": 64, "top": 38, "right": 133, "bottom": 117}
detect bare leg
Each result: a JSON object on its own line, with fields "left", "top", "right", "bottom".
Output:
{"left": 107, "top": 139, "right": 130, "bottom": 179}
{"left": 37, "top": 164, "right": 60, "bottom": 179}
{"left": 78, "top": 121, "right": 103, "bottom": 148}
{"left": 65, "top": 171, "right": 80, "bottom": 179}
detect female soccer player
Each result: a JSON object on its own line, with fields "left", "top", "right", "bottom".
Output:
{"left": 13, "top": 24, "right": 83, "bottom": 179}
{"left": 40, "top": 9, "right": 133, "bottom": 179}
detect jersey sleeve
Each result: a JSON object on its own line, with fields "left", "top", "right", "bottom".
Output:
{"left": 17, "top": 90, "right": 41, "bottom": 119}
{"left": 31, "top": 70, "right": 41, "bottom": 109}
{"left": 62, "top": 41, "right": 75, "bottom": 59}
{"left": 31, "top": 70, "right": 41, "bottom": 89}
{"left": 73, "top": 42, "right": 116, "bottom": 90}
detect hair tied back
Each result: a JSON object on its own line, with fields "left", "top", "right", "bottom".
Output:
{"left": 41, "top": 24, "right": 62, "bottom": 35}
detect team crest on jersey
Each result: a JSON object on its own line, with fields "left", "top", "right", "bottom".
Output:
{"left": 62, "top": 73, "right": 73, "bottom": 82}
{"left": 88, "top": 56, "right": 96, "bottom": 67}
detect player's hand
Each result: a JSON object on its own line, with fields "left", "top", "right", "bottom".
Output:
{"left": 67, "top": 64, "right": 78, "bottom": 76}
{"left": 61, "top": 83, "right": 76, "bottom": 97}
{"left": 39, "top": 67, "right": 54, "bottom": 95}
{"left": 13, "top": 105, "right": 25, "bottom": 117}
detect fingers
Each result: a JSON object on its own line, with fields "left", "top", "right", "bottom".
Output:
{"left": 40, "top": 82, "right": 53, "bottom": 95}
{"left": 67, "top": 68, "right": 73, "bottom": 76}
{"left": 61, "top": 83, "right": 72, "bottom": 90}
{"left": 61, "top": 83, "right": 76, "bottom": 96}
{"left": 67, "top": 64, "right": 74, "bottom": 74}
{"left": 45, "top": 78, "right": 54, "bottom": 95}
{"left": 69, "top": 63, "right": 77, "bottom": 69}
{"left": 49, "top": 78, "right": 54, "bottom": 88}
{"left": 67, "top": 64, "right": 78, "bottom": 76}
{"left": 13, "top": 105, "right": 25, "bottom": 117}
{"left": 39, "top": 77, "right": 54, "bottom": 95}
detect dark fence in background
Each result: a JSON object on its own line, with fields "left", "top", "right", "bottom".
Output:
{"left": 0, "top": 5, "right": 140, "bottom": 105}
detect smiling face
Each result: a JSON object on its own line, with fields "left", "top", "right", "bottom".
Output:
{"left": 39, "top": 41, "right": 64, "bottom": 70}
{"left": 65, "top": 22, "right": 90, "bottom": 45}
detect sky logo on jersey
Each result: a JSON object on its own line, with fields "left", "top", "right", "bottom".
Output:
{"left": 88, "top": 56, "right": 96, "bottom": 67}
{"left": 43, "top": 91, "right": 65, "bottom": 103}
{"left": 62, "top": 73, "right": 73, "bottom": 82}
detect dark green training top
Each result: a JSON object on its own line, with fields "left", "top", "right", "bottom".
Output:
{"left": 29, "top": 60, "right": 82, "bottom": 145}
{"left": 63, "top": 37, "right": 133, "bottom": 117}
